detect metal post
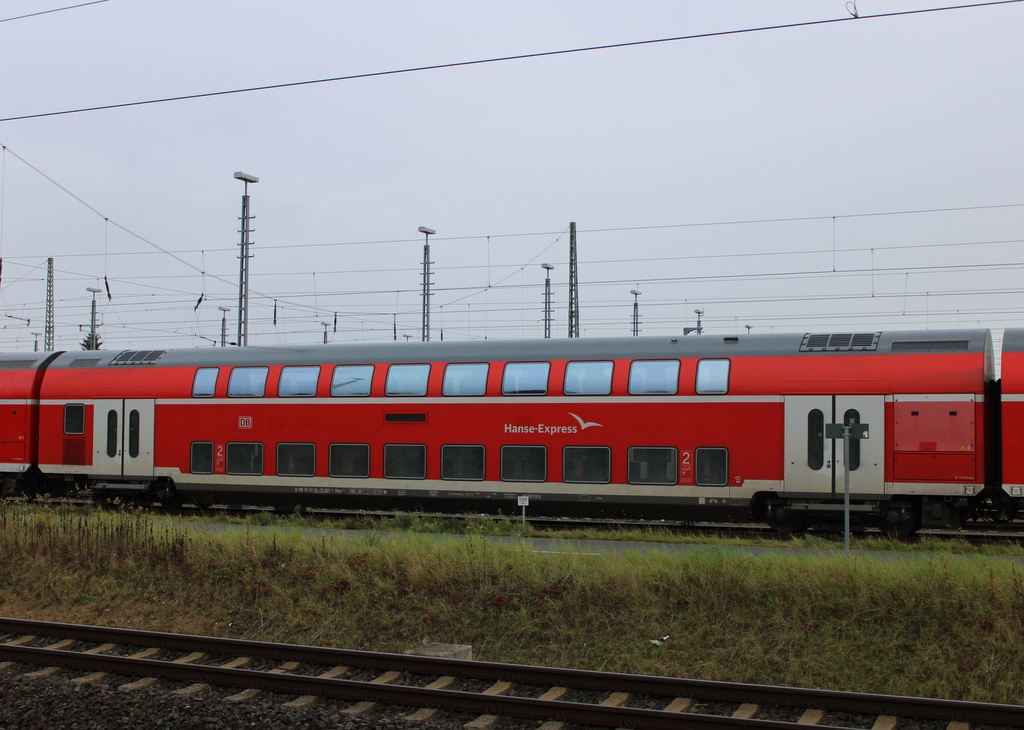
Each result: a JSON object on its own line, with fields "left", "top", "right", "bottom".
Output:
{"left": 567, "top": 222, "right": 579, "bottom": 338}
{"left": 842, "top": 425, "right": 851, "bottom": 557}
{"left": 44, "top": 258, "right": 54, "bottom": 351}
{"left": 418, "top": 226, "right": 435, "bottom": 341}
{"left": 541, "top": 263, "right": 553, "bottom": 339}
{"left": 234, "top": 172, "right": 258, "bottom": 347}
{"left": 630, "top": 289, "right": 641, "bottom": 336}
{"left": 218, "top": 306, "right": 230, "bottom": 347}
{"left": 826, "top": 421, "right": 868, "bottom": 558}
{"left": 86, "top": 287, "right": 102, "bottom": 350}
{"left": 31, "top": 332, "right": 41, "bottom": 352}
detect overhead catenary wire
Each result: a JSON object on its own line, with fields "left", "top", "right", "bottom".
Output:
{"left": 1, "top": 1, "right": 1021, "bottom": 123}
{"left": 0, "top": 0, "right": 108, "bottom": 25}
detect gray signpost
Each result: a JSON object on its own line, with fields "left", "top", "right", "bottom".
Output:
{"left": 825, "top": 421, "right": 870, "bottom": 556}
{"left": 518, "top": 495, "right": 529, "bottom": 524}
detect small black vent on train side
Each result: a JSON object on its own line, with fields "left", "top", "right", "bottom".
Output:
{"left": 385, "top": 413, "right": 427, "bottom": 423}
{"left": 889, "top": 340, "right": 969, "bottom": 352}
{"left": 799, "top": 333, "right": 880, "bottom": 352}
{"left": 109, "top": 350, "right": 167, "bottom": 365}
{"left": 69, "top": 358, "right": 101, "bottom": 368}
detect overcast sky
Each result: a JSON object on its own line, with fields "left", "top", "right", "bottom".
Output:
{"left": 0, "top": 0, "right": 1021, "bottom": 352}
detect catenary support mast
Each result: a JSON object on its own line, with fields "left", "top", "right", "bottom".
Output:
{"left": 44, "top": 257, "right": 54, "bottom": 351}
{"left": 567, "top": 221, "right": 579, "bottom": 338}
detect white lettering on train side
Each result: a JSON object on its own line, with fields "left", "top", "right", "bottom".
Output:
{"left": 504, "top": 423, "right": 579, "bottom": 435}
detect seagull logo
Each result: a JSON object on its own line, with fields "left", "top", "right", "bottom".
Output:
{"left": 569, "top": 413, "right": 603, "bottom": 430}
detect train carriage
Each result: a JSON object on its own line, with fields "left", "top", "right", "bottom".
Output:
{"left": 0, "top": 351, "right": 61, "bottom": 489}
{"left": 998, "top": 327, "right": 1024, "bottom": 512}
{"left": 13, "top": 328, "right": 995, "bottom": 534}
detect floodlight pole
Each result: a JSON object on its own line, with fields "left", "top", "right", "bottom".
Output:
{"left": 630, "top": 289, "right": 642, "bottom": 337}
{"left": 86, "top": 287, "right": 102, "bottom": 350}
{"left": 541, "top": 263, "right": 554, "bottom": 339}
{"left": 419, "top": 226, "right": 435, "bottom": 341}
{"left": 218, "top": 306, "right": 231, "bottom": 347}
{"left": 31, "top": 332, "right": 41, "bottom": 352}
{"left": 234, "top": 172, "right": 258, "bottom": 347}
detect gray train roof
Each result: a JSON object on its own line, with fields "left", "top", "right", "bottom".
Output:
{"left": 37, "top": 329, "right": 993, "bottom": 371}
{"left": 1002, "top": 328, "right": 1024, "bottom": 353}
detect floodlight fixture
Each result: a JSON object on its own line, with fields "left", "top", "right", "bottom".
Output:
{"left": 233, "top": 172, "right": 259, "bottom": 184}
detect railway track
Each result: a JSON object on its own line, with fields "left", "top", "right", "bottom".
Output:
{"left": 16, "top": 496, "right": 1024, "bottom": 547}
{"left": 1, "top": 618, "right": 1022, "bottom": 729}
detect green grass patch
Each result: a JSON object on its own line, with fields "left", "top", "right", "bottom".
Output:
{"left": 63, "top": 500, "right": 1024, "bottom": 557}
{"left": 2, "top": 503, "right": 1024, "bottom": 704}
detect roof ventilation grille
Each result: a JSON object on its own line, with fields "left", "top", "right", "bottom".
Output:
{"left": 110, "top": 350, "right": 166, "bottom": 365}
{"left": 889, "top": 340, "right": 969, "bottom": 353}
{"left": 800, "top": 333, "right": 880, "bottom": 352}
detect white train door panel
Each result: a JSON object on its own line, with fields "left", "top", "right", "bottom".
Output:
{"left": 785, "top": 395, "right": 884, "bottom": 494}
{"left": 91, "top": 399, "right": 155, "bottom": 478}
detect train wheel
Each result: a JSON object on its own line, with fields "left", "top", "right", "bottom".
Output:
{"left": 157, "top": 484, "right": 184, "bottom": 510}
{"left": 877, "top": 503, "right": 920, "bottom": 537}
{"left": 766, "top": 505, "right": 806, "bottom": 534}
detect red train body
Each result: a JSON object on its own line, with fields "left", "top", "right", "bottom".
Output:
{"left": 2, "top": 327, "right": 1018, "bottom": 534}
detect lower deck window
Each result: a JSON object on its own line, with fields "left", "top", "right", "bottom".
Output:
{"left": 563, "top": 446, "right": 610, "bottom": 483}
{"left": 384, "top": 444, "right": 426, "bottom": 479}
{"left": 64, "top": 403, "right": 85, "bottom": 435}
{"left": 442, "top": 445, "right": 485, "bottom": 481}
{"left": 191, "top": 442, "right": 214, "bottom": 474}
{"left": 695, "top": 447, "right": 728, "bottom": 486}
{"left": 628, "top": 447, "right": 677, "bottom": 485}
{"left": 277, "top": 443, "right": 315, "bottom": 477}
{"left": 501, "top": 445, "right": 546, "bottom": 482}
{"left": 329, "top": 443, "right": 369, "bottom": 478}
{"left": 226, "top": 442, "right": 264, "bottom": 476}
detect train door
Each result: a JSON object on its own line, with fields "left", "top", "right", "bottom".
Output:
{"left": 784, "top": 395, "right": 884, "bottom": 494}
{"left": 91, "top": 399, "right": 155, "bottom": 478}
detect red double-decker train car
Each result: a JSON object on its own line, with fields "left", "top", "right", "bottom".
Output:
{"left": 1, "top": 327, "right": 1010, "bottom": 534}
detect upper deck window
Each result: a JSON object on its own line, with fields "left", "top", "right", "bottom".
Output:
{"left": 502, "top": 362, "right": 550, "bottom": 395}
{"left": 386, "top": 364, "right": 430, "bottom": 396}
{"left": 695, "top": 359, "right": 730, "bottom": 395}
{"left": 442, "top": 363, "right": 489, "bottom": 396}
{"left": 278, "top": 365, "right": 320, "bottom": 397}
{"left": 563, "top": 361, "right": 613, "bottom": 395}
{"left": 331, "top": 365, "right": 374, "bottom": 397}
{"left": 192, "top": 368, "right": 218, "bottom": 398}
{"left": 228, "top": 367, "right": 269, "bottom": 397}
{"left": 628, "top": 360, "right": 679, "bottom": 395}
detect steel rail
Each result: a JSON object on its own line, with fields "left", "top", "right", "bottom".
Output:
{"left": 0, "top": 645, "right": 797, "bottom": 730}
{"left": 2, "top": 618, "right": 1023, "bottom": 725}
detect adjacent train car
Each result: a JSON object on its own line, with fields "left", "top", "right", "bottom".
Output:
{"left": 7, "top": 328, "right": 999, "bottom": 534}
{"left": 0, "top": 351, "right": 60, "bottom": 484}
{"left": 999, "top": 328, "right": 1024, "bottom": 509}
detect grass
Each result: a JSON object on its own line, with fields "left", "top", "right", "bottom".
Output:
{"left": 79, "top": 501, "right": 1024, "bottom": 557}
{"left": 2, "top": 503, "right": 1024, "bottom": 704}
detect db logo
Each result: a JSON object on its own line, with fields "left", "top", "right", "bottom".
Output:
{"left": 238, "top": 416, "right": 253, "bottom": 429}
